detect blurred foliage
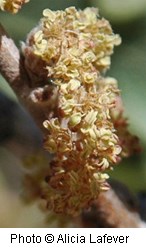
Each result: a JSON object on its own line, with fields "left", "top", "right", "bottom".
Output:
{"left": 90, "top": 0, "right": 146, "bottom": 24}
{"left": 0, "top": 0, "right": 146, "bottom": 227}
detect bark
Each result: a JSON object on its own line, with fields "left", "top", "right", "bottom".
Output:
{"left": 81, "top": 186, "right": 146, "bottom": 228}
{"left": 0, "top": 23, "right": 52, "bottom": 132}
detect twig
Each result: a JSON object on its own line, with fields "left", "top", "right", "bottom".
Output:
{"left": 82, "top": 187, "right": 146, "bottom": 228}
{"left": 0, "top": 22, "right": 53, "bottom": 132}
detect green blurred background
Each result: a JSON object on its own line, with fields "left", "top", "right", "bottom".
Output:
{"left": 0, "top": 0, "right": 146, "bottom": 227}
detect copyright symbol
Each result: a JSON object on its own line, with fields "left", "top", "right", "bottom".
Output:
{"left": 45, "top": 234, "right": 54, "bottom": 243}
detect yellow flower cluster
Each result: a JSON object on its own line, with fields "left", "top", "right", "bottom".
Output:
{"left": 23, "top": 7, "right": 137, "bottom": 216}
{"left": 42, "top": 76, "right": 122, "bottom": 215}
{"left": 0, "top": 0, "right": 29, "bottom": 13}
{"left": 33, "top": 7, "right": 121, "bottom": 76}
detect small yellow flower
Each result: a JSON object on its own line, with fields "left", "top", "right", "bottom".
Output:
{"left": 84, "top": 110, "right": 98, "bottom": 125}
{"left": 0, "top": 0, "right": 29, "bottom": 13}
{"left": 68, "top": 113, "right": 82, "bottom": 127}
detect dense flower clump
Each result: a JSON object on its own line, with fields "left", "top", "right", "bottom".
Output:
{"left": 0, "top": 0, "right": 29, "bottom": 13}
{"left": 22, "top": 7, "right": 139, "bottom": 215}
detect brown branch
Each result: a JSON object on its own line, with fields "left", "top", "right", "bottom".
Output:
{"left": 0, "top": 22, "right": 145, "bottom": 228}
{"left": 0, "top": 22, "right": 52, "bottom": 132}
{"left": 0, "top": 23, "right": 24, "bottom": 95}
{"left": 81, "top": 186, "right": 146, "bottom": 228}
